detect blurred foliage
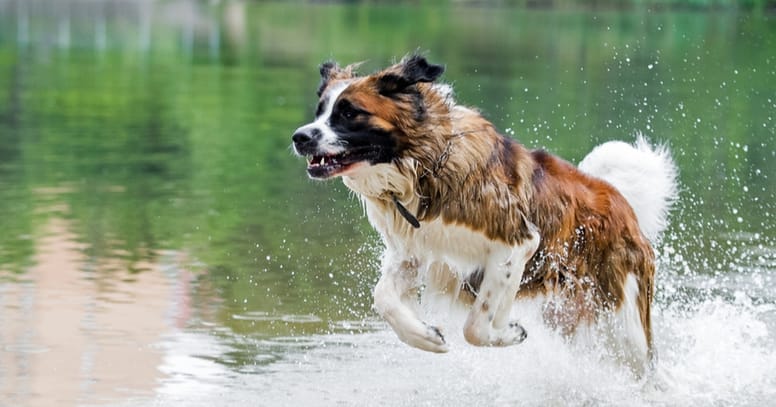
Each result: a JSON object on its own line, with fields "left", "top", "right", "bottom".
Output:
{"left": 480, "top": 0, "right": 776, "bottom": 12}
{"left": 265, "top": 0, "right": 776, "bottom": 12}
{"left": 0, "top": 2, "right": 773, "bottom": 341}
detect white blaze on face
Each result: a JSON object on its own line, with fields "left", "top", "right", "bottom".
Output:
{"left": 293, "top": 81, "right": 352, "bottom": 156}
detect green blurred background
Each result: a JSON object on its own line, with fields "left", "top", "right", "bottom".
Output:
{"left": 0, "top": 0, "right": 773, "bottom": 372}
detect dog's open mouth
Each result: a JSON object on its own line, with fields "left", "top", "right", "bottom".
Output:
{"left": 306, "top": 151, "right": 370, "bottom": 178}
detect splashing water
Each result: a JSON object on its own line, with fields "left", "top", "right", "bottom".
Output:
{"left": 138, "top": 252, "right": 776, "bottom": 407}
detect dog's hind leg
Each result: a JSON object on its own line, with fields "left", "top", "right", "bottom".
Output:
{"left": 373, "top": 255, "right": 449, "bottom": 353}
{"left": 463, "top": 229, "right": 540, "bottom": 347}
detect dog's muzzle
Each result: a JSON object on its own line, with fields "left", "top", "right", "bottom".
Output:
{"left": 292, "top": 126, "right": 322, "bottom": 156}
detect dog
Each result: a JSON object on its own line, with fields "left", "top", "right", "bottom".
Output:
{"left": 291, "top": 55, "right": 677, "bottom": 373}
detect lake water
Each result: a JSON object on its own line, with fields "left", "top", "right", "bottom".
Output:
{"left": 0, "top": 1, "right": 774, "bottom": 406}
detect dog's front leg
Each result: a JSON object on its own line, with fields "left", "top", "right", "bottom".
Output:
{"left": 373, "top": 256, "right": 449, "bottom": 353}
{"left": 463, "top": 229, "right": 540, "bottom": 347}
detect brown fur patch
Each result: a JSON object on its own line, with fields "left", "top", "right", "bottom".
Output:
{"left": 518, "top": 152, "right": 654, "bottom": 343}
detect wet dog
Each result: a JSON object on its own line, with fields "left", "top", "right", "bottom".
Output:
{"left": 292, "top": 55, "right": 677, "bottom": 373}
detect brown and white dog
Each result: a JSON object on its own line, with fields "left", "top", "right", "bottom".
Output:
{"left": 292, "top": 55, "right": 677, "bottom": 373}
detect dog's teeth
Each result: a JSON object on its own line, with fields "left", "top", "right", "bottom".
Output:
{"left": 320, "top": 156, "right": 327, "bottom": 166}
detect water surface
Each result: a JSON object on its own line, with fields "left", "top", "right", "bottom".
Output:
{"left": 0, "top": 1, "right": 774, "bottom": 406}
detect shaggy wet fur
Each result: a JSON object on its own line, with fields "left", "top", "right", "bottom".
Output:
{"left": 292, "top": 55, "right": 676, "bottom": 374}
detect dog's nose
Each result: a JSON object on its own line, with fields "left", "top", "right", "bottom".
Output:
{"left": 292, "top": 131, "right": 312, "bottom": 144}
{"left": 293, "top": 127, "right": 323, "bottom": 143}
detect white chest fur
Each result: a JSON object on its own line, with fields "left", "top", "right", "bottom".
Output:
{"left": 343, "top": 161, "right": 540, "bottom": 353}
{"left": 343, "top": 164, "right": 512, "bottom": 277}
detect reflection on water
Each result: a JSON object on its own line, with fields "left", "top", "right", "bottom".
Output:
{"left": 0, "top": 194, "right": 189, "bottom": 405}
{"left": 0, "top": 0, "right": 775, "bottom": 405}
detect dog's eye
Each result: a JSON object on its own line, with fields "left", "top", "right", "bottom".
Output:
{"left": 337, "top": 101, "right": 362, "bottom": 120}
{"left": 342, "top": 106, "right": 357, "bottom": 119}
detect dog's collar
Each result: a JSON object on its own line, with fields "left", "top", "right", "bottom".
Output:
{"left": 418, "top": 129, "right": 487, "bottom": 180}
{"left": 389, "top": 129, "right": 487, "bottom": 229}
{"left": 391, "top": 194, "right": 420, "bottom": 229}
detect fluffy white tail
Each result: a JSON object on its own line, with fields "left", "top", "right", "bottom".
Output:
{"left": 578, "top": 135, "right": 678, "bottom": 244}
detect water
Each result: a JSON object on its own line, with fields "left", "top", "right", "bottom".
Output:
{"left": 0, "top": 1, "right": 774, "bottom": 405}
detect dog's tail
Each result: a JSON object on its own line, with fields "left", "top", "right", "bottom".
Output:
{"left": 578, "top": 134, "right": 678, "bottom": 244}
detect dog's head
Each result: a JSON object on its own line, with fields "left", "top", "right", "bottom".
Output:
{"left": 291, "top": 55, "right": 446, "bottom": 179}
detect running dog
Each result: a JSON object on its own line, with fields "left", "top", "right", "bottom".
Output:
{"left": 291, "top": 55, "right": 677, "bottom": 373}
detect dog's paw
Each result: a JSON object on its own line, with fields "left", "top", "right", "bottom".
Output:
{"left": 426, "top": 324, "right": 447, "bottom": 345}
{"left": 507, "top": 321, "right": 528, "bottom": 343}
{"left": 393, "top": 320, "right": 449, "bottom": 353}
{"left": 417, "top": 323, "right": 449, "bottom": 353}
{"left": 492, "top": 321, "right": 527, "bottom": 346}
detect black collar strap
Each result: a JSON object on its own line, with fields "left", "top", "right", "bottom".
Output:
{"left": 391, "top": 194, "right": 420, "bottom": 229}
{"left": 388, "top": 130, "right": 487, "bottom": 230}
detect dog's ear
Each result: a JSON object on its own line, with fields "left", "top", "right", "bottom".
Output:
{"left": 377, "top": 55, "right": 445, "bottom": 96}
{"left": 317, "top": 61, "right": 340, "bottom": 97}
{"left": 317, "top": 61, "right": 361, "bottom": 97}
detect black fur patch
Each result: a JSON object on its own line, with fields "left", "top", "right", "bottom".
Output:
{"left": 410, "top": 91, "right": 427, "bottom": 122}
{"left": 498, "top": 137, "right": 519, "bottom": 183}
{"left": 531, "top": 149, "right": 550, "bottom": 187}
{"left": 315, "top": 98, "right": 326, "bottom": 117}
{"left": 329, "top": 101, "right": 397, "bottom": 165}
{"left": 377, "top": 55, "right": 445, "bottom": 95}
{"left": 402, "top": 55, "right": 445, "bottom": 84}
{"left": 317, "top": 61, "right": 339, "bottom": 97}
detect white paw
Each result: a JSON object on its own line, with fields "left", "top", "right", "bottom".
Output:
{"left": 395, "top": 321, "right": 449, "bottom": 353}
{"left": 493, "top": 321, "right": 528, "bottom": 346}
